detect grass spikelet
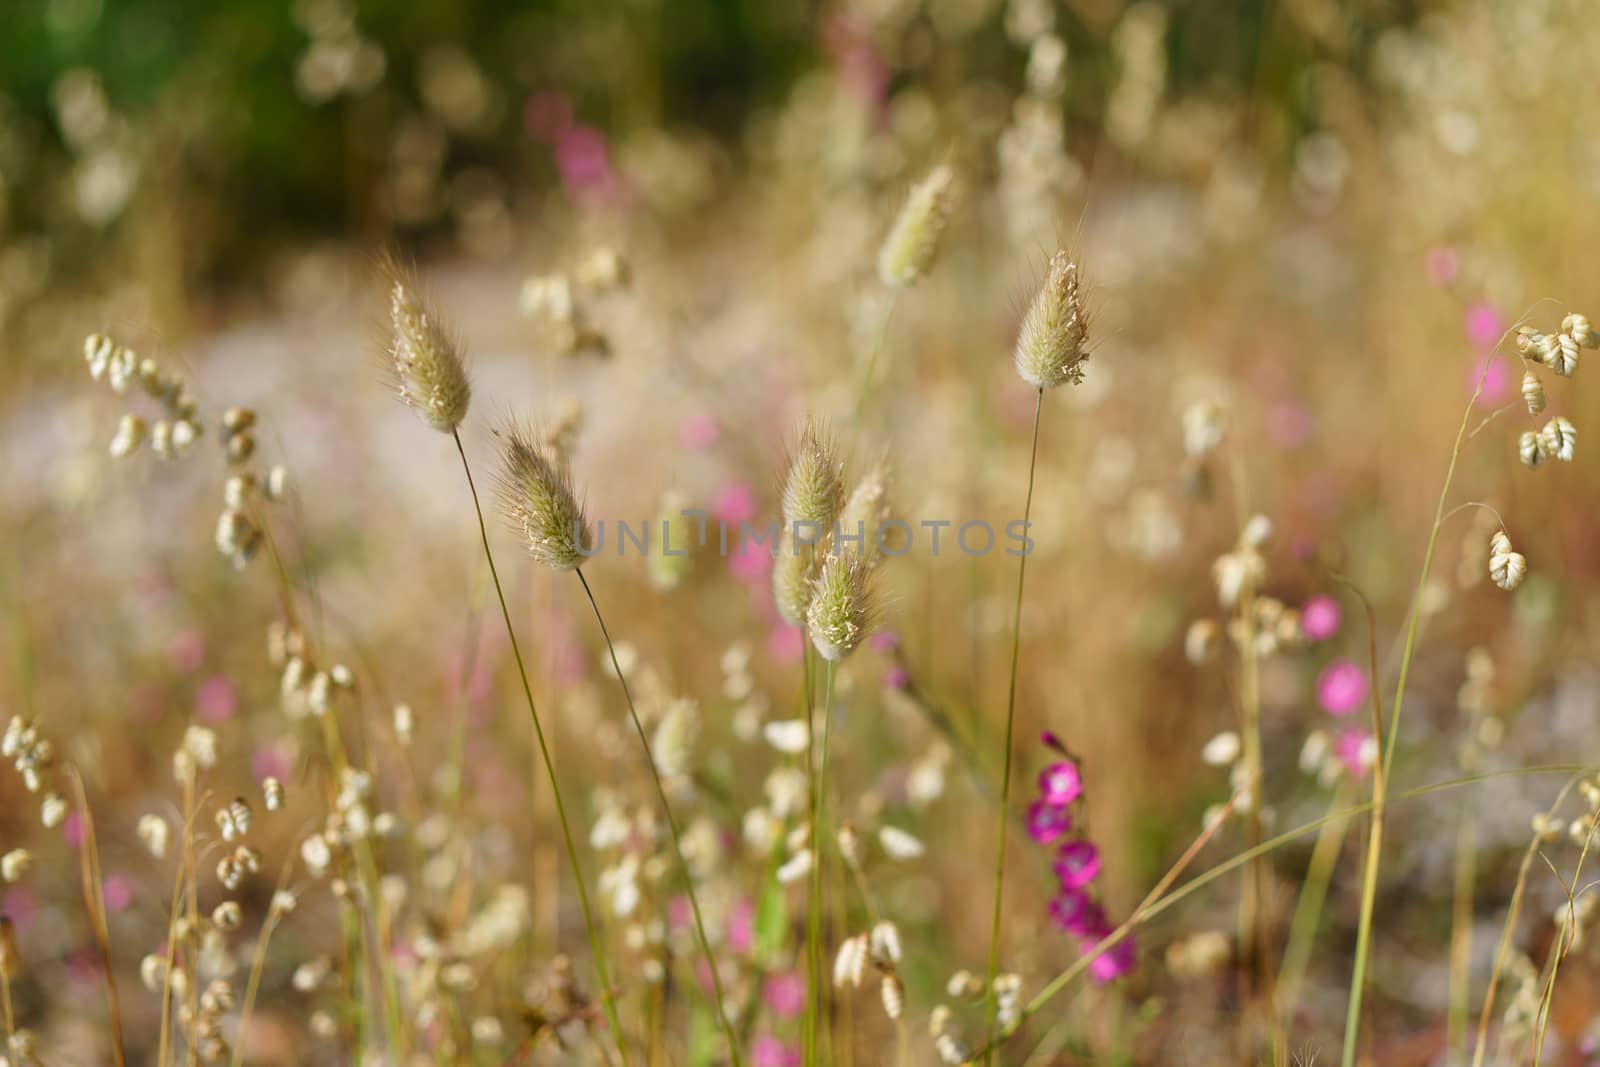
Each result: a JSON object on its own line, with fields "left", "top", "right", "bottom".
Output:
{"left": 383, "top": 259, "right": 471, "bottom": 432}
{"left": 1014, "top": 251, "right": 1089, "bottom": 389}
{"left": 877, "top": 164, "right": 960, "bottom": 289}
{"left": 781, "top": 419, "right": 845, "bottom": 532}
{"left": 806, "top": 553, "right": 875, "bottom": 661}
{"left": 774, "top": 534, "right": 820, "bottom": 625}
{"left": 839, "top": 459, "right": 892, "bottom": 566}
{"left": 497, "top": 421, "right": 592, "bottom": 570}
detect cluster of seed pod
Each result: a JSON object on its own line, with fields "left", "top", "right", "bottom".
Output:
{"left": 213, "top": 409, "right": 291, "bottom": 569}
{"left": 2, "top": 716, "right": 68, "bottom": 831}
{"left": 271, "top": 622, "right": 356, "bottom": 720}
{"left": 1515, "top": 311, "right": 1592, "bottom": 469}
{"left": 924, "top": 966, "right": 1022, "bottom": 1063}
{"left": 1488, "top": 530, "right": 1528, "bottom": 592}
{"left": 141, "top": 938, "right": 240, "bottom": 1061}
{"left": 833, "top": 919, "right": 907, "bottom": 1023}
{"left": 518, "top": 245, "right": 628, "bottom": 356}
{"left": 85, "top": 333, "right": 205, "bottom": 460}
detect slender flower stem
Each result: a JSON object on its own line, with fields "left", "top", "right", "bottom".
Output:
{"left": 809, "top": 659, "right": 838, "bottom": 1066}
{"left": 1275, "top": 780, "right": 1353, "bottom": 1025}
{"left": 576, "top": 567, "right": 745, "bottom": 1067}
{"left": 452, "top": 431, "right": 627, "bottom": 1066}
{"left": 802, "top": 639, "right": 818, "bottom": 1067}
{"left": 1341, "top": 383, "right": 1479, "bottom": 1067}
{"left": 983, "top": 386, "right": 1044, "bottom": 1061}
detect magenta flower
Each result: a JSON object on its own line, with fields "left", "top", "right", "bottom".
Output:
{"left": 763, "top": 972, "right": 806, "bottom": 1019}
{"left": 1425, "top": 245, "right": 1460, "bottom": 287}
{"left": 1047, "top": 889, "right": 1103, "bottom": 936}
{"left": 1300, "top": 595, "right": 1341, "bottom": 641}
{"left": 1317, "top": 658, "right": 1368, "bottom": 716}
{"left": 682, "top": 412, "right": 722, "bottom": 451}
{"left": 1054, "top": 841, "right": 1102, "bottom": 890}
{"left": 1083, "top": 935, "right": 1136, "bottom": 983}
{"left": 196, "top": 675, "right": 238, "bottom": 723}
{"left": 1469, "top": 354, "right": 1512, "bottom": 408}
{"left": 766, "top": 623, "right": 804, "bottom": 665}
{"left": 751, "top": 1035, "right": 800, "bottom": 1067}
{"left": 1335, "top": 727, "right": 1375, "bottom": 778}
{"left": 869, "top": 629, "right": 899, "bottom": 653}
{"left": 1463, "top": 302, "right": 1505, "bottom": 350}
{"left": 727, "top": 898, "right": 756, "bottom": 956}
{"left": 714, "top": 482, "right": 756, "bottom": 526}
{"left": 882, "top": 665, "right": 908, "bottom": 690}
{"left": 102, "top": 874, "right": 134, "bottom": 914}
{"left": 729, "top": 539, "right": 774, "bottom": 584}
{"left": 1037, "top": 761, "right": 1083, "bottom": 806}
{"left": 1026, "top": 800, "right": 1071, "bottom": 846}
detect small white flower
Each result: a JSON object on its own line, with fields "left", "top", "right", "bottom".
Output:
{"left": 139, "top": 813, "right": 171, "bottom": 859}
{"left": 878, "top": 825, "right": 925, "bottom": 860}
{"left": 1201, "top": 731, "right": 1241, "bottom": 767}
{"left": 40, "top": 792, "right": 68, "bottom": 828}
{"left": 776, "top": 849, "right": 813, "bottom": 885}
{"left": 1, "top": 849, "right": 32, "bottom": 883}
{"left": 870, "top": 921, "right": 902, "bottom": 964}
{"left": 834, "top": 934, "right": 869, "bottom": 989}
{"left": 763, "top": 719, "right": 810, "bottom": 755}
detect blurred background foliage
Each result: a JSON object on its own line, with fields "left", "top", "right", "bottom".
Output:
{"left": 0, "top": 0, "right": 1418, "bottom": 347}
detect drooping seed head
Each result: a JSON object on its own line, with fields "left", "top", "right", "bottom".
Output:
{"left": 781, "top": 419, "right": 845, "bottom": 531}
{"left": 877, "top": 164, "right": 960, "bottom": 289}
{"left": 384, "top": 262, "right": 471, "bottom": 433}
{"left": 806, "top": 553, "right": 876, "bottom": 661}
{"left": 1014, "top": 251, "right": 1089, "bottom": 389}
{"left": 1522, "top": 370, "right": 1546, "bottom": 415}
{"left": 1541, "top": 415, "right": 1577, "bottom": 462}
{"left": 497, "top": 422, "right": 592, "bottom": 570}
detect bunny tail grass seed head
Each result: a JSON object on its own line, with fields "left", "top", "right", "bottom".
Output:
{"left": 497, "top": 422, "right": 592, "bottom": 570}
{"left": 807, "top": 553, "right": 876, "bottom": 661}
{"left": 384, "top": 260, "right": 471, "bottom": 432}
{"left": 1014, "top": 250, "right": 1090, "bottom": 389}
{"left": 840, "top": 459, "right": 893, "bottom": 566}
{"left": 773, "top": 536, "right": 819, "bottom": 626}
{"left": 877, "top": 164, "right": 960, "bottom": 288}
{"left": 781, "top": 419, "right": 845, "bottom": 531}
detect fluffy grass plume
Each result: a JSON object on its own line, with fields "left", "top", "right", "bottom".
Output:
{"left": 807, "top": 552, "right": 876, "bottom": 661}
{"left": 1014, "top": 251, "right": 1089, "bottom": 390}
{"left": 877, "top": 164, "right": 960, "bottom": 288}
{"left": 384, "top": 258, "right": 471, "bottom": 432}
{"left": 496, "top": 421, "right": 592, "bottom": 569}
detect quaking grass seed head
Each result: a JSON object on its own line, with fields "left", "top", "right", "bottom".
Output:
{"left": 877, "top": 163, "right": 960, "bottom": 289}
{"left": 1015, "top": 250, "right": 1089, "bottom": 389}
{"left": 384, "top": 260, "right": 471, "bottom": 433}
{"left": 781, "top": 419, "right": 845, "bottom": 530}
{"left": 807, "top": 553, "right": 877, "bottom": 661}
{"left": 497, "top": 422, "right": 592, "bottom": 570}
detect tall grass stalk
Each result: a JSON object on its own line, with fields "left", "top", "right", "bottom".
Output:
{"left": 976, "top": 767, "right": 1585, "bottom": 1060}
{"left": 1446, "top": 796, "right": 1478, "bottom": 1059}
{"left": 452, "top": 431, "right": 627, "bottom": 1065}
{"left": 982, "top": 385, "right": 1044, "bottom": 1061}
{"left": 67, "top": 770, "right": 128, "bottom": 1067}
{"left": 1472, "top": 772, "right": 1588, "bottom": 1066}
{"left": 1341, "top": 378, "right": 1482, "bottom": 1067}
{"left": 575, "top": 566, "right": 745, "bottom": 1067}
{"left": 1276, "top": 780, "right": 1353, "bottom": 1026}
{"left": 809, "top": 659, "right": 838, "bottom": 1067}
{"left": 802, "top": 641, "right": 817, "bottom": 1067}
